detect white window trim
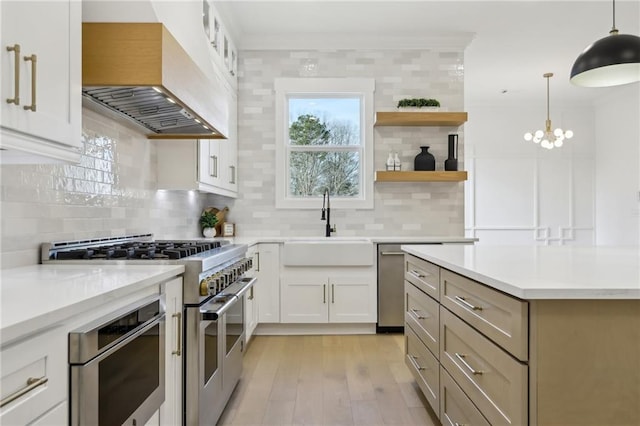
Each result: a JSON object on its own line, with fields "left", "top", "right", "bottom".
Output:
{"left": 274, "top": 77, "right": 375, "bottom": 210}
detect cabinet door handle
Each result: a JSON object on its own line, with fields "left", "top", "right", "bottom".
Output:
{"left": 331, "top": 284, "right": 335, "bottom": 303}
{"left": 6, "top": 44, "right": 20, "bottom": 105}
{"left": 410, "top": 308, "right": 427, "bottom": 320}
{"left": 408, "top": 354, "right": 426, "bottom": 371}
{"left": 323, "top": 284, "right": 326, "bottom": 304}
{"left": 172, "top": 312, "right": 182, "bottom": 356}
{"left": 454, "top": 295, "right": 482, "bottom": 311}
{"left": 229, "top": 165, "right": 236, "bottom": 184}
{"left": 409, "top": 269, "right": 426, "bottom": 279}
{"left": 23, "top": 54, "right": 36, "bottom": 111}
{"left": 254, "top": 252, "right": 260, "bottom": 272}
{"left": 248, "top": 285, "right": 254, "bottom": 300}
{"left": 209, "top": 155, "right": 218, "bottom": 178}
{"left": 0, "top": 376, "right": 48, "bottom": 408}
{"left": 454, "top": 352, "right": 483, "bottom": 375}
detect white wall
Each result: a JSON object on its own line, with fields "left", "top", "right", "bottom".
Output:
{"left": 594, "top": 85, "right": 640, "bottom": 245}
{"left": 466, "top": 85, "right": 640, "bottom": 246}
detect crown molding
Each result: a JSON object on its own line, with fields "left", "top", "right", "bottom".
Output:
{"left": 237, "top": 32, "right": 475, "bottom": 51}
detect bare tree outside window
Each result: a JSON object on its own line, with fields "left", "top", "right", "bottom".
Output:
{"left": 288, "top": 99, "right": 361, "bottom": 198}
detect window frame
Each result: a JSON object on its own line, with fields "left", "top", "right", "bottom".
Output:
{"left": 274, "top": 78, "right": 375, "bottom": 210}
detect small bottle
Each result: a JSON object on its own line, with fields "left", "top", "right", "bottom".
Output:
{"left": 393, "top": 153, "right": 401, "bottom": 171}
{"left": 386, "top": 152, "right": 394, "bottom": 171}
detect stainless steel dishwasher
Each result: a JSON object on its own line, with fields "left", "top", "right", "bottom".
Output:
{"left": 377, "top": 243, "right": 439, "bottom": 333}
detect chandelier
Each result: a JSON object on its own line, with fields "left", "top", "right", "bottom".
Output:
{"left": 524, "top": 73, "right": 573, "bottom": 150}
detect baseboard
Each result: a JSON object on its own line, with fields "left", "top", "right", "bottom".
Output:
{"left": 254, "top": 323, "right": 377, "bottom": 335}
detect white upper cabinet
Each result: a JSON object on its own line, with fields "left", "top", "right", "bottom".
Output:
{"left": 204, "top": 1, "right": 238, "bottom": 89}
{"left": 0, "top": 0, "right": 82, "bottom": 164}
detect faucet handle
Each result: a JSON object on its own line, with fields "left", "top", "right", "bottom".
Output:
{"left": 331, "top": 225, "right": 337, "bottom": 233}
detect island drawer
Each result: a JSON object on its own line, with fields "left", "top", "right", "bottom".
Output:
{"left": 440, "top": 366, "right": 490, "bottom": 426}
{"left": 440, "top": 269, "right": 528, "bottom": 361}
{"left": 405, "top": 280, "right": 439, "bottom": 357}
{"left": 440, "top": 307, "right": 527, "bottom": 426}
{"left": 405, "top": 254, "right": 440, "bottom": 301}
{"left": 405, "top": 324, "right": 440, "bottom": 417}
{"left": 0, "top": 326, "right": 67, "bottom": 425}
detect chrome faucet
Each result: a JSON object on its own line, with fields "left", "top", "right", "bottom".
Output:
{"left": 321, "top": 189, "right": 336, "bottom": 237}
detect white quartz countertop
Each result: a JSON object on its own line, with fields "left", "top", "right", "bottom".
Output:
{"left": 0, "top": 264, "right": 184, "bottom": 345}
{"left": 401, "top": 245, "right": 640, "bottom": 299}
{"left": 225, "top": 236, "right": 477, "bottom": 246}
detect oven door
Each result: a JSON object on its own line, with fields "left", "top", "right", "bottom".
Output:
{"left": 70, "top": 314, "right": 165, "bottom": 426}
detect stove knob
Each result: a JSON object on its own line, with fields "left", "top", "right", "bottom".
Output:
{"left": 199, "top": 278, "right": 209, "bottom": 296}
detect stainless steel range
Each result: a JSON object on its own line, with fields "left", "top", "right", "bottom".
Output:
{"left": 42, "top": 234, "right": 256, "bottom": 425}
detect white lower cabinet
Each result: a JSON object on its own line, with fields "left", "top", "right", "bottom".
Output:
{"left": 31, "top": 401, "right": 68, "bottom": 425}
{"left": 161, "top": 277, "right": 183, "bottom": 426}
{"left": 0, "top": 326, "right": 67, "bottom": 425}
{"left": 281, "top": 267, "right": 376, "bottom": 324}
{"left": 244, "top": 244, "right": 259, "bottom": 344}
{"left": 253, "top": 243, "right": 281, "bottom": 323}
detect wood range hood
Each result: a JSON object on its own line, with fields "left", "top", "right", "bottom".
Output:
{"left": 82, "top": 23, "right": 227, "bottom": 140}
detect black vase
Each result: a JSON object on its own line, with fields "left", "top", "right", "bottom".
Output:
{"left": 444, "top": 134, "right": 458, "bottom": 171}
{"left": 414, "top": 146, "right": 436, "bottom": 171}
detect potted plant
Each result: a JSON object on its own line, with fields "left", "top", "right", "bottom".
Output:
{"left": 397, "top": 98, "right": 441, "bottom": 110}
{"left": 199, "top": 210, "right": 219, "bottom": 238}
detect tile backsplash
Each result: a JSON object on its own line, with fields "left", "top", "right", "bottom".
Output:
{"left": 231, "top": 48, "right": 465, "bottom": 238}
{"left": 0, "top": 108, "right": 224, "bottom": 268}
{"left": 1, "top": 47, "right": 466, "bottom": 267}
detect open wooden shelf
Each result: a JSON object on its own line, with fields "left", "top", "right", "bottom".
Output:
{"left": 374, "top": 111, "right": 468, "bottom": 127}
{"left": 375, "top": 171, "right": 468, "bottom": 182}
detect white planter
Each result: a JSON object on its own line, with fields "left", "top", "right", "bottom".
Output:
{"left": 202, "top": 227, "right": 217, "bottom": 238}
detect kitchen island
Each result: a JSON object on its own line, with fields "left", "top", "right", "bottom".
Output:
{"left": 401, "top": 244, "right": 639, "bottom": 426}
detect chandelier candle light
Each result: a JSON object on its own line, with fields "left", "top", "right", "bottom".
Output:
{"left": 524, "top": 73, "right": 573, "bottom": 150}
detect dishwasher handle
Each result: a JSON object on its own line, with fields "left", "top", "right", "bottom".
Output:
{"left": 379, "top": 251, "right": 405, "bottom": 256}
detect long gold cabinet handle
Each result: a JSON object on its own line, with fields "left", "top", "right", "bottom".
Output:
{"left": 172, "top": 312, "right": 182, "bottom": 356}
{"left": 323, "top": 284, "right": 326, "bottom": 304}
{"left": 23, "top": 54, "right": 36, "bottom": 111}
{"left": 6, "top": 44, "right": 20, "bottom": 105}
{"left": 0, "top": 376, "right": 48, "bottom": 408}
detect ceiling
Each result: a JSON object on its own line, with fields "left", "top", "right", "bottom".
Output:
{"left": 214, "top": 0, "right": 640, "bottom": 107}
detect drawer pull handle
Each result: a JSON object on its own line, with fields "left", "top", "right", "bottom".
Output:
{"left": 454, "top": 353, "right": 483, "bottom": 375}
{"left": 408, "top": 355, "right": 426, "bottom": 371}
{"left": 410, "top": 308, "right": 427, "bottom": 320}
{"left": 0, "top": 376, "right": 48, "bottom": 408}
{"left": 455, "top": 295, "right": 482, "bottom": 311}
{"left": 409, "top": 270, "right": 426, "bottom": 279}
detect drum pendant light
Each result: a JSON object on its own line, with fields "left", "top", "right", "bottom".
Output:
{"left": 570, "top": 0, "right": 640, "bottom": 87}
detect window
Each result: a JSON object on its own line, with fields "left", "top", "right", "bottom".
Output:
{"left": 275, "top": 78, "right": 374, "bottom": 209}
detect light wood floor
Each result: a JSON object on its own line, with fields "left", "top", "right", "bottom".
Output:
{"left": 217, "top": 334, "right": 440, "bottom": 426}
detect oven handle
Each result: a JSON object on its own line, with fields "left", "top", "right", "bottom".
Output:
{"left": 234, "top": 277, "right": 257, "bottom": 298}
{"left": 74, "top": 314, "right": 165, "bottom": 366}
{"left": 199, "top": 296, "right": 236, "bottom": 321}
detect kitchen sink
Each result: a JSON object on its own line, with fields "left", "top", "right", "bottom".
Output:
{"left": 282, "top": 239, "right": 374, "bottom": 266}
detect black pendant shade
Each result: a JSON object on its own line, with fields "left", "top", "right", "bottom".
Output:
{"left": 570, "top": 0, "right": 640, "bottom": 87}
{"left": 570, "top": 32, "right": 640, "bottom": 87}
